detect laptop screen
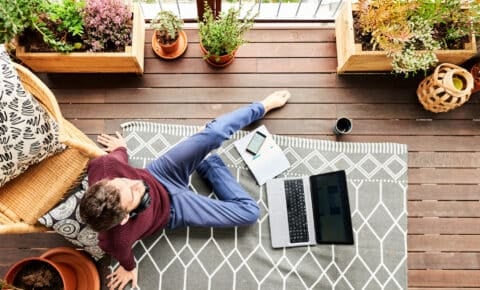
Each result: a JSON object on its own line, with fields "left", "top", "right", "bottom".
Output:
{"left": 309, "top": 170, "right": 354, "bottom": 244}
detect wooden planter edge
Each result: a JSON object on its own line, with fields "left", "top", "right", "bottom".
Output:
{"left": 335, "top": 1, "right": 478, "bottom": 73}
{"left": 16, "top": 4, "right": 145, "bottom": 74}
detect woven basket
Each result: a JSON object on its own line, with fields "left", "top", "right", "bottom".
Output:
{"left": 0, "top": 64, "right": 105, "bottom": 234}
{"left": 417, "top": 63, "right": 474, "bottom": 113}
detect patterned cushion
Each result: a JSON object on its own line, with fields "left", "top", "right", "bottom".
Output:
{"left": 38, "top": 175, "right": 105, "bottom": 260}
{"left": 0, "top": 45, "right": 65, "bottom": 186}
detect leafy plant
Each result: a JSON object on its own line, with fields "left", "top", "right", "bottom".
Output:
{"left": 0, "top": 0, "right": 133, "bottom": 53}
{"left": 151, "top": 11, "right": 184, "bottom": 45}
{"left": 83, "top": 0, "right": 133, "bottom": 52}
{"left": 198, "top": 2, "right": 256, "bottom": 61}
{"left": 0, "top": 0, "right": 81, "bottom": 52}
{"left": 357, "top": 0, "right": 480, "bottom": 76}
{"left": 48, "top": 0, "right": 85, "bottom": 47}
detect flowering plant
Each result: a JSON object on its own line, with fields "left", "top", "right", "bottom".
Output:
{"left": 83, "top": 0, "right": 133, "bottom": 52}
{"left": 0, "top": 0, "right": 133, "bottom": 53}
{"left": 356, "top": 0, "right": 480, "bottom": 76}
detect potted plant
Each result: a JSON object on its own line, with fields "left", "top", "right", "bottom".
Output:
{"left": 150, "top": 10, "right": 187, "bottom": 59}
{"left": 0, "top": 0, "right": 145, "bottom": 74}
{"left": 335, "top": 0, "right": 479, "bottom": 76}
{"left": 4, "top": 257, "right": 77, "bottom": 290}
{"left": 198, "top": 2, "right": 256, "bottom": 67}
{"left": 4, "top": 247, "right": 100, "bottom": 290}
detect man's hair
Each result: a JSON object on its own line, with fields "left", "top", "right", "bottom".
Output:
{"left": 80, "top": 179, "right": 128, "bottom": 232}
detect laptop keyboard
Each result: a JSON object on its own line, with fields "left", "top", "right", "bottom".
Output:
{"left": 284, "top": 179, "right": 309, "bottom": 243}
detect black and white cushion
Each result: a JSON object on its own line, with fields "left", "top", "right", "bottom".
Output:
{"left": 38, "top": 175, "right": 105, "bottom": 260}
{"left": 0, "top": 45, "right": 65, "bottom": 186}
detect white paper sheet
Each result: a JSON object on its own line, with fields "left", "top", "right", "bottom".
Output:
{"left": 234, "top": 125, "right": 290, "bottom": 185}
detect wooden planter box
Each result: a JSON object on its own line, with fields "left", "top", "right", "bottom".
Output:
{"left": 335, "top": 2, "right": 478, "bottom": 73}
{"left": 16, "top": 4, "right": 145, "bottom": 74}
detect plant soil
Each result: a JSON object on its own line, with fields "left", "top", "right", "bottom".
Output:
{"left": 352, "top": 11, "right": 469, "bottom": 51}
{"left": 18, "top": 28, "right": 83, "bottom": 53}
{"left": 12, "top": 261, "right": 63, "bottom": 290}
{"left": 353, "top": 12, "right": 374, "bottom": 51}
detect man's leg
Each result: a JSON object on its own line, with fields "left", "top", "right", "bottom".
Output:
{"left": 168, "top": 154, "right": 259, "bottom": 228}
{"left": 147, "top": 102, "right": 264, "bottom": 190}
{"left": 147, "top": 90, "right": 290, "bottom": 190}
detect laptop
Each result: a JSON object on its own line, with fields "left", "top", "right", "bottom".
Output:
{"left": 266, "top": 170, "right": 354, "bottom": 248}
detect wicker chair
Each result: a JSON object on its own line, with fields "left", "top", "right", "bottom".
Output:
{"left": 0, "top": 64, "right": 105, "bottom": 234}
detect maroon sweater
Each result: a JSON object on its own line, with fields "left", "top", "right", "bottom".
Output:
{"left": 88, "top": 147, "right": 170, "bottom": 270}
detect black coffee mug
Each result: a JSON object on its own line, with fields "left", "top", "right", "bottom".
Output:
{"left": 334, "top": 117, "right": 352, "bottom": 135}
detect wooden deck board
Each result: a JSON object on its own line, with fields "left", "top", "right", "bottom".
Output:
{"left": 1, "top": 26, "right": 479, "bottom": 289}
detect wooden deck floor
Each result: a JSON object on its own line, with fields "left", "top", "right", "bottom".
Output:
{"left": 2, "top": 25, "right": 480, "bottom": 289}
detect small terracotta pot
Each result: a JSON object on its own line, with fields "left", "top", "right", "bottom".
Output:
{"left": 4, "top": 257, "right": 77, "bottom": 290}
{"left": 151, "top": 30, "right": 188, "bottom": 60}
{"left": 470, "top": 63, "right": 480, "bottom": 94}
{"left": 157, "top": 37, "right": 180, "bottom": 54}
{"left": 200, "top": 42, "right": 237, "bottom": 67}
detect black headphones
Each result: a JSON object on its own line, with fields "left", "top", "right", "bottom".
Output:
{"left": 129, "top": 181, "right": 152, "bottom": 218}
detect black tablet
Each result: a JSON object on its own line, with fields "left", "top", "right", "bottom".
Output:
{"left": 309, "top": 170, "right": 354, "bottom": 244}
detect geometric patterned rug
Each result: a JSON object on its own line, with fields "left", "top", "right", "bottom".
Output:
{"left": 116, "top": 121, "right": 408, "bottom": 290}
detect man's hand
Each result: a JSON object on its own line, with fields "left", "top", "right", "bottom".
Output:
{"left": 97, "top": 132, "right": 127, "bottom": 152}
{"left": 107, "top": 265, "right": 138, "bottom": 290}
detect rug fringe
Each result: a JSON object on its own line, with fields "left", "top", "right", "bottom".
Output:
{"left": 121, "top": 122, "right": 408, "bottom": 154}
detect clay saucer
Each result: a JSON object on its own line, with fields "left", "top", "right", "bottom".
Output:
{"left": 152, "top": 30, "right": 188, "bottom": 60}
{"left": 41, "top": 247, "right": 100, "bottom": 290}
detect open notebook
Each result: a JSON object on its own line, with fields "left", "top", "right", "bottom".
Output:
{"left": 234, "top": 125, "right": 290, "bottom": 185}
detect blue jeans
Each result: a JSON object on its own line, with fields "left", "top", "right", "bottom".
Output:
{"left": 146, "top": 103, "right": 264, "bottom": 229}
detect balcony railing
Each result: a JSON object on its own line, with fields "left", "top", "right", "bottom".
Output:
{"left": 138, "top": 0, "right": 343, "bottom": 21}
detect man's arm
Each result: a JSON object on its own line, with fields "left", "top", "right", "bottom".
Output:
{"left": 99, "top": 233, "right": 138, "bottom": 289}
{"left": 97, "top": 132, "right": 128, "bottom": 163}
{"left": 97, "top": 132, "right": 127, "bottom": 153}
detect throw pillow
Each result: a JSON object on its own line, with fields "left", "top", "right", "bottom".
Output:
{"left": 0, "top": 45, "right": 65, "bottom": 186}
{"left": 38, "top": 175, "right": 105, "bottom": 260}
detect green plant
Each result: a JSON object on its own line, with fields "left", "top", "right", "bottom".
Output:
{"left": 48, "top": 0, "right": 85, "bottom": 49}
{"left": 0, "top": 0, "right": 80, "bottom": 52}
{"left": 151, "top": 11, "right": 184, "bottom": 45}
{"left": 357, "top": 0, "right": 480, "bottom": 76}
{"left": 198, "top": 2, "right": 256, "bottom": 61}
{"left": 0, "top": 0, "right": 135, "bottom": 53}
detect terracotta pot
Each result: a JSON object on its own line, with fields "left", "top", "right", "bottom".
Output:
{"left": 200, "top": 42, "right": 237, "bottom": 67}
{"left": 154, "top": 31, "right": 180, "bottom": 54}
{"left": 470, "top": 63, "right": 480, "bottom": 94}
{"left": 40, "top": 247, "right": 100, "bottom": 290}
{"left": 4, "top": 257, "right": 77, "bottom": 290}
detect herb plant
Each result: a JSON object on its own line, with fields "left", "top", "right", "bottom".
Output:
{"left": 0, "top": 0, "right": 81, "bottom": 52}
{"left": 357, "top": 0, "right": 480, "bottom": 76}
{"left": 48, "top": 0, "right": 85, "bottom": 50}
{"left": 198, "top": 2, "right": 256, "bottom": 61}
{"left": 151, "top": 11, "right": 184, "bottom": 45}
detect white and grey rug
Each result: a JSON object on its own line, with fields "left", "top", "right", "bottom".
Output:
{"left": 115, "top": 121, "right": 408, "bottom": 290}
